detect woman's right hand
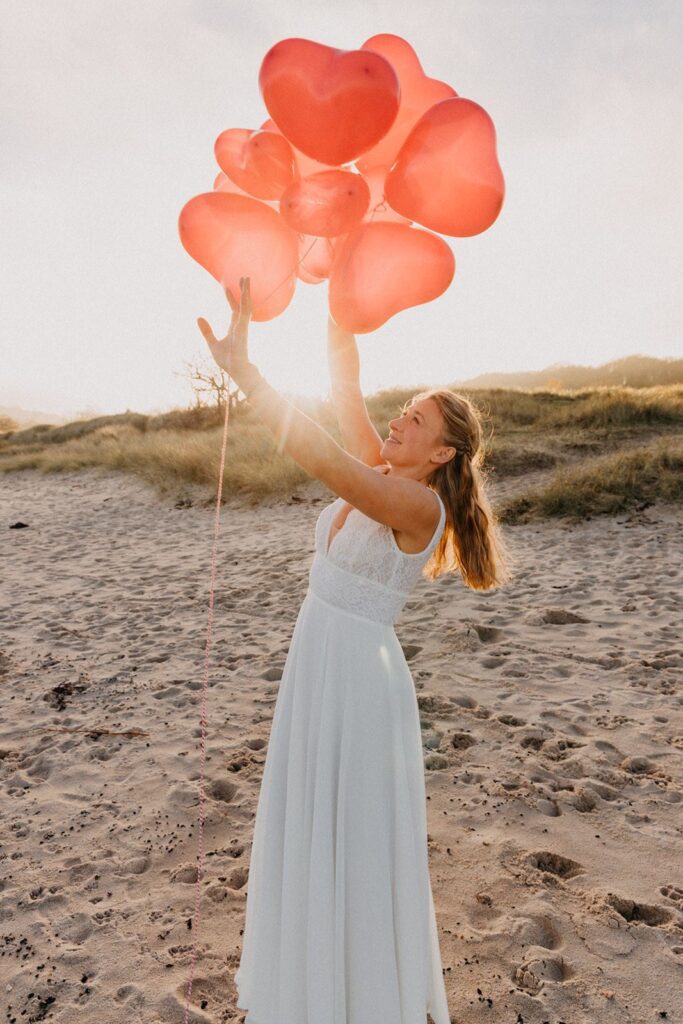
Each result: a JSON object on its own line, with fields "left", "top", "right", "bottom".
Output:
{"left": 197, "top": 276, "right": 253, "bottom": 380}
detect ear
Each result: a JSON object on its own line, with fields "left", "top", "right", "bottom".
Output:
{"left": 432, "top": 445, "right": 456, "bottom": 465}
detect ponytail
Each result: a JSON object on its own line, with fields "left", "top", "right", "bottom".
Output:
{"left": 404, "top": 390, "right": 515, "bottom": 590}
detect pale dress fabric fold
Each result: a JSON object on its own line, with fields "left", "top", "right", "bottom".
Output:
{"left": 234, "top": 490, "right": 451, "bottom": 1024}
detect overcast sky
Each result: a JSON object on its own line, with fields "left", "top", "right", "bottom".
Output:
{"left": 1, "top": 0, "right": 680, "bottom": 418}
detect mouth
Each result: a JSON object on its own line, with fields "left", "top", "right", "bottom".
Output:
{"left": 386, "top": 436, "right": 401, "bottom": 445}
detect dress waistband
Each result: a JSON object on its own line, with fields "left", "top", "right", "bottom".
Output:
{"left": 307, "top": 552, "right": 408, "bottom": 626}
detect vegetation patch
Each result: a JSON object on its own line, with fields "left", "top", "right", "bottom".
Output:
{"left": 500, "top": 439, "right": 683, "bottom": 522}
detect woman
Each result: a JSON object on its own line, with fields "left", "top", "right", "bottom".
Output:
{"left": 198, "top": 277, "right": 512, "bottom": 1024}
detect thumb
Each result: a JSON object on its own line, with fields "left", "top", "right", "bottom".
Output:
{"left": 196, "top": 317, "right": 217, "bottom": 345}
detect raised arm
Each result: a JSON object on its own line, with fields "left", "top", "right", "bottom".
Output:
{"left": 239, "top": 364, "right": 439, "bottom": 538}
{"left": 197, "top": 278, "right": 437, "bottom": 539}
{"left": 327, "top": 315, "right": 384, "bottom": 467}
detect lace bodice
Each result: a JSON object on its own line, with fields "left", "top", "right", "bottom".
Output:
{"left": 307, "top": 491, "right": 447, "bottom": 625}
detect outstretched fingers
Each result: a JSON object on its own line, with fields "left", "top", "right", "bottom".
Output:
{"left": 225, "top": 276, "right": 250, "bottom": 314}
{"left": 196, "top": 317, "right": 218, "bottom": 347}
{"left": 238, "top": 276, "right": 252, "bottom": 319}
{"left": 225, "top": 284, "right": 238, "bottom": 313}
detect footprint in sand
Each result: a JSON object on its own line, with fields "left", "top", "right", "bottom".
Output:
{"left": 207, "top": 778, "right": 239, "bottom": 803}
{"left": 480, "top": 655, "right": 505, "bottom": 669}
{"left": 171, "top": 864, "right": 199, "bottom": 884}
{"left": 536, "top": 797, "right": 562, "bottom": 817}
{"left": 171, "top": 972, "right": 232, "bottom": 1019}
{"left": 449, "top": 693, "right": 478, "bottom": 710}
{"left": 66, "top": 860, "right": 98, "bottom": 883}
{"left": 571, "top": 786, "right": 599, "bottom": 812}
{"left": 498, "top": 713, "right": 525, "bottom": 726}
{"left": 152, "top": 685, "right": 185, "bottom": 703}
{"left": 53, "top": 911, "right": 94, "bottom": 944}
{"left": 471, "top": 623, "right": 505, "bottom": 643}
{"left": 513, "top": 953, "right": 573, "bottom": 994}
{"left": 620, "top": 754, "right": 656, "bottom": 775}
{"left": 524, "top": 850, "right": 585, "bottom": 881}
{"left": 500, "top": 663, "right": 529, "bottom": 678}
{"left": 520, "top": 732, "right": 547, "bottom": 752}
{"left": 116, "top": 855, "right": 150, "bottom": 875}
{"left": 113, "top": 983, "right": 144, "bottom": 1006}
{"left": 541, "top": 736, "right": 585, "bottom": 761}
{"left": 423, "top": 729, "right": 443, "bottom": 750}
{"left": 450, "top": 732, "right": 477, "bottom": 751}
{"left": 510, "top": 912, "right": 564, "bottom": 950}
{"left": 417, "top": 692, "right": 456, "bottom": 717}
{"left": 604, "top": 893, "right": 674, "bottom": 927}
{"left": 523, "top": 607, "right": 590, "bottom": 626}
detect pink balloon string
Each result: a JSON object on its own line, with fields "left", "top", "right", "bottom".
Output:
{"left": 182, "top": 385, "right": 231, "bottom": 1024}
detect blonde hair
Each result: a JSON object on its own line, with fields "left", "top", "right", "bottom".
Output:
{"left": 404, "top": 389, "right": 515, "bottom": 590}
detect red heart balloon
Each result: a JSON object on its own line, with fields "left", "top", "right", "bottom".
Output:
{"left": 178, "top": 192, "right": 299, "bottom": 321}
{"left": 259, "top": 37, "right": 400, "bottom": 166}
{"left": 385, "top": 97, "right": 505, "bottom": 237}
{"left": 356, "top": 33, "right": 458, "bottom": 175}
{"left": 213, "top": 171, "right": 279, "bottom": 211}
{"left": 260, "top": 117, "right": 338, "bottom": 179}
{"left": 214, "top": 128, "right": 297, "bottom": 200}
{"left": 280, "top": 170, "right": 370, "bottom": 237}
{"left": 328, "top": 221, "right": 454, "bottom": 333}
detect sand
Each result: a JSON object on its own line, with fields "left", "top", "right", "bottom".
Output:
{"left": 1, "top": 466, "right": 682, "bottom": 1024}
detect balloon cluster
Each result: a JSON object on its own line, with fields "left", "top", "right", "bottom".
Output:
{"left": 178, "top": 34, "right": 504, "bottom": 333}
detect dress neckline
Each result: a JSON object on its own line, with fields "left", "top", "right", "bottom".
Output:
{"left": 325, "top": 491, "right": 445, "bottom": 560}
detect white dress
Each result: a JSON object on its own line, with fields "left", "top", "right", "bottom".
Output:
{"left": 234, "top": 489, "right": 451, "bottom": 1024}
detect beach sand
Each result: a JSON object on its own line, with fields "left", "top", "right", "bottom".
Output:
{"left": 1, "top": 466, "right": 682, "bottom": 1023}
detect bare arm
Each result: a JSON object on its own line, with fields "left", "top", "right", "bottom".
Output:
{"left": 239, "top": 364, "right": 439, "bottom": 536}
{"left": 327, "top": 315, "right": 384, "bottom": 467}
{"left": 197, "top": 277, "right": 439, "bottom": 537}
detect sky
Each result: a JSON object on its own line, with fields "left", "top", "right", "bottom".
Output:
{"left": 1, "top": 0, "right": 681, "bottom": 419}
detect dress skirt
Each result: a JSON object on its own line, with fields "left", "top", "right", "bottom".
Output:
{"left": 234, "top": 586, "right": 451, "bottom": 1024}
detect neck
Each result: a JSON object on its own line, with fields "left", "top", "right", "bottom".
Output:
{"left": 385, "top": 466, "right": 433, "bottom": 486}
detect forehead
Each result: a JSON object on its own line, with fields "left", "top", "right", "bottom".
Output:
{"left": 406, "top": 396, "right": 439, "bottom": 425}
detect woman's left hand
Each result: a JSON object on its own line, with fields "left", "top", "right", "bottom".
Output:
{"left": 197, "top": 276, "right": 253, "bottom": 379}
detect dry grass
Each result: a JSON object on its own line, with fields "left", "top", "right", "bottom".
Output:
{"left": 500, "top": 438, "right": 683, "bottom": 523}
{"left": 367, "top": 383, "right": 682, "bottom": 430}
{"left": 0, "top": 421, "right": 309, "bottom": 503}
{"left": 1, "top": 384, "right": 681, "bottom": 518}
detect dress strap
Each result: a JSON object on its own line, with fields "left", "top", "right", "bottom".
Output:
{"left": 430, "top": 490, "right": 447, "bottom": 545}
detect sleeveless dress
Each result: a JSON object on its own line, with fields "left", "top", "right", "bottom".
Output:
{"left": 234, "top": 489, "right": 451, "bottom": 1024}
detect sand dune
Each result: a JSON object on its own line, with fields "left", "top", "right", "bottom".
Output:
{"left": 1, "top": 467, "right": 682, "bottom": 1023}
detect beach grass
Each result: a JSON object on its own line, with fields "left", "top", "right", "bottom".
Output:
{"left": 1, "top": 383, "right": 681, "bottom": 517}
{"left": 499, "top": 436, "right": 683, "bottom": 522}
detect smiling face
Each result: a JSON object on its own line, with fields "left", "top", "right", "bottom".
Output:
{"left": 380, "top": 396, "right": 456, "bottom": 482}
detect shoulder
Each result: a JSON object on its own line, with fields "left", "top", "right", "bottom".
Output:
{"left": 392, "top": 487, "right": 444, "bottom": 555}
